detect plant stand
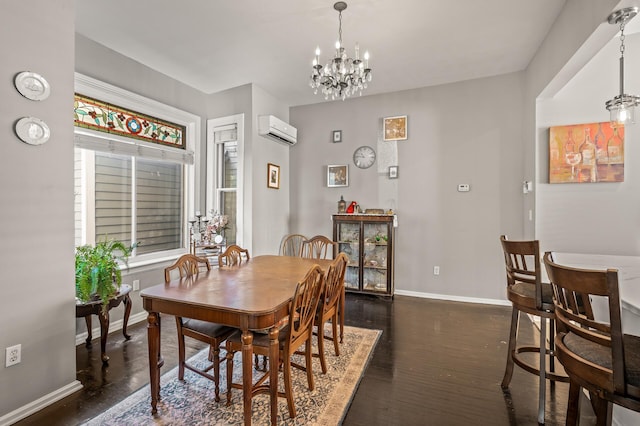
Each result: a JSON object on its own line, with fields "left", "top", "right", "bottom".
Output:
{"left": 75, "top": 284, "right": 132, "bottom": 364}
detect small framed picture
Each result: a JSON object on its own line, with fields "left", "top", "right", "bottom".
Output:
{"left": 332, "top": 130, "right": 342, "bottom": 143}
{"left": 327, "top": 165, "right": 349, "bottom": 187}
{"left": 383, "top": 115, "right": 407, "bottom": 141}
{"left": 267, "top": 163, "right": 280, "bottom": 189}
{"left": 389, "top": 166, "right": 399, "bottom": 179}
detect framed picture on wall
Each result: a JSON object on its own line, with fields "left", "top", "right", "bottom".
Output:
{"left": 383, "top": 115, "right": 407, "bottom": 141}
{"left": 327, "top": 164, "right": 349, "bottom": 187}
{"left": 548, "top": 121, "right": 624, "bottom": 183}
{"left": 267, "top": 163, "right": 280, "bottom": 189}
{"left": 332, "top": 130, "right": 342, "bottom": 143}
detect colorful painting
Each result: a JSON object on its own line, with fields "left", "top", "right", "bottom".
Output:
{"left": 549, "top": 121, "right": 624, "bottom": 183}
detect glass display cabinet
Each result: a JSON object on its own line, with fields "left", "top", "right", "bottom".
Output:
{"left": 332, "top": 214, "right": 395, "bottom": 297}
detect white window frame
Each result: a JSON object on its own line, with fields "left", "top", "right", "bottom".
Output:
{"left": 206, "top": 114, "right": 244, "bottom": 247}
{"left": 74, "top": 73, "right": 201, "bottom": 267}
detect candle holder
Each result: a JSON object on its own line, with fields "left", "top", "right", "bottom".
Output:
{"left": 189, "top": 213, "right": 209, "bottom": 246}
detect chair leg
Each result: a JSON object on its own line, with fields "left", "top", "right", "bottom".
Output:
{"left": 566, "top": 379, "right": 581, "bottom": 426}
{"left": 549, "top": 318, "right": 556, "bottom": 374}
{"left": 226, "top": 350, "right": 234, "bottom": 406}
{"left": 283, "top": 355, "right": 296, "bottom": 418}
{"left": 537, "top": 317, "right": 547, "bottom": 425}
{"left": 331, "top": 313, "right": 340, "bottom": 356}
{"left": 317, "top": 322, "right": 328, "bottom": 374}
{"left": 305, "top": 338, "right": 315, "bottom": 390}
{"left": 502, "top": 307, "right": 519, "bottom": 389}
{"left": 176, "top": 318, "right": 186, "bottom": 380}
{"left": 590, "top": 393, "right": 612, "bottom": 426}
{"left": 212, "top": 344, "right": 221, "bottom": 402}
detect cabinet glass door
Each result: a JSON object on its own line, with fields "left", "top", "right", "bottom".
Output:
{"left": 336, "top": 221, "right": 360, "bottom": 290}
{"left": 362, "top": 222, "right": 389, "bottom": 293}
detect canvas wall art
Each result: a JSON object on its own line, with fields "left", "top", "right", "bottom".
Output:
{"left": 549, "top": 121, "right": 624, "bottom": 183}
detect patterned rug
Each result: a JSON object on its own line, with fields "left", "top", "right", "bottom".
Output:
{"left": 84, "top": 325, "right": 381, "bottom": 425}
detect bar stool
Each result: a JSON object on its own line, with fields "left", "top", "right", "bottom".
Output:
{"left": 499, "top": 235, "right": 568, "bottom": 424}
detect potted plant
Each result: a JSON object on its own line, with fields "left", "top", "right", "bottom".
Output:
{"left": 75, "top": 238, "right": 135, "bottom": 312}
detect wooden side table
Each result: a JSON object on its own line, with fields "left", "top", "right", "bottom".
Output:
{"left": 75, "top": 284, "right": 132, "bottom": 364}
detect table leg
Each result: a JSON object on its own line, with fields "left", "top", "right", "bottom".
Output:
{"left": 147, "top": 312, "right": 161, "bottom": 414}
{"left": 268, "top": 326, "right": 280, "bottom": 425}
{"left": 241, "top": 329, "right": 254, "bottom": 426}
{"left": 122, "top": 294, "right": 132, "bottom": 340}
{"left": 98, "top": 309, "right": 110, "bottom": 364}
{"left": 84, "top": 315, "right": 93, "bottom": 348}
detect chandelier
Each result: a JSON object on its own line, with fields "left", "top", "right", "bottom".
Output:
{"left": 310, "top": 2, "right": 372, "bottom": 101}
{"left": 605, "top": 7, "right": 639, "bottom": 127}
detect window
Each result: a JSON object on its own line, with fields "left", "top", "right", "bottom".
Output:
{"left": 75, "top": 151, "right": 183, "bottom": 254}
{"left": 206, "top": 115, "right": 244, "bottom": 247}
{"left": 74, "top": 73, "right": 200, "bottom": 262}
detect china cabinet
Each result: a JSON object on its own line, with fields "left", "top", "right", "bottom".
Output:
{"left": 332, "top": 214, "right": 395, "bottom": 297}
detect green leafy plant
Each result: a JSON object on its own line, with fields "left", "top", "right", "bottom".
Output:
{"left": 75, "top": 238, "right": 135, "bottom": 312}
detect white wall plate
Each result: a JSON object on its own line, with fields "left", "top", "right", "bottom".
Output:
{"left": 15, "top": 117, "right": 50, "bottom": 145}
{"left": 14, "top": 71, "right": 51, "bottom": 101}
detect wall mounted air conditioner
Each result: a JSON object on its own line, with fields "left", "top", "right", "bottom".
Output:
{"left": 258, "top": 115, "right": 297, "bottom": 145}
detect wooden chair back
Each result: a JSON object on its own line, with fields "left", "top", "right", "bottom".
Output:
{"left": 301, "top": 235, "right": 337, "bottom": 260}
{"left": 164, "top": 253, "right": 210, "bottom": 282}
{"left": 543, "top": 252, "right": 625, "bottom": 395}
{"left": 321, "top": 253, "right": 348, "bottom": 315}
{"left": 218, "top": 244, "right": 250, "bottom": 267}
{"left": 500, "top": 235, "right": 545, "bottom": 311}
{"left": 288, "top": 264, "right": 325, "bottom": 351}
{"left": 280, "top": 233, "right": 307, "bottom": 257}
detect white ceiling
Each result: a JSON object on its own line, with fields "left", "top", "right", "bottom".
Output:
{"left": 75, "top": 0, "right": 567, "bottom": 107}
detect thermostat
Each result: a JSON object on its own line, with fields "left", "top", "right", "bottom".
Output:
{"left": 457, "top": 184, "right": 470, "bottom": 192}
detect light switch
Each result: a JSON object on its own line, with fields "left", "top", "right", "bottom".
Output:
{"left": 457, "top": 184, "right": 470, "bottom": 192}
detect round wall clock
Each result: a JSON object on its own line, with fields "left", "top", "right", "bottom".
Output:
{"left": 353, "top": 145, "right": 376, "bottom": 169}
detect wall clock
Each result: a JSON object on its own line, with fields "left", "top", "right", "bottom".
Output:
{"left": 353, "top": 145, "right": 376, "bottom": 169}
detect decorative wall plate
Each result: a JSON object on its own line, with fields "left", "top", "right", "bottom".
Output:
{"left": 213, "top": 234, "right": 224, "bottom": 244}
{"left": 15, "top": 117, "right": 50, "bottom": 145}
{"left": 14, "top": 71, "right": 51, "bottom": 101}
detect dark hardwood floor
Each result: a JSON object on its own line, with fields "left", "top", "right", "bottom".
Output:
{"left": 15, "top": 294, "right": 596, "bottom": 425}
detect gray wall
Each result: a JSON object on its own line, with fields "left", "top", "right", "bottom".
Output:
{"left": 537, "top": 32, "right": 640, "bottom": 255}
{"left": 290, "top": 73, "right": 525, "bottom": 301}
{"left": 0, "top": 0, "right": 78, "bottom": 417}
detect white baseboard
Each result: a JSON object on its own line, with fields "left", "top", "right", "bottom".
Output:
{"left": 0, "top": 380, "right": 83, "bottom": 426}
{"left": 75, "top": 311, "right": 148, "bottom": 346}
{"left": 395, "top": 289, "right": 511, "bottom": 307}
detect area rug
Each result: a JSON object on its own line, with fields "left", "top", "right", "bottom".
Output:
{"left": 84, "top": 325, "right": 381, "bottom": 425}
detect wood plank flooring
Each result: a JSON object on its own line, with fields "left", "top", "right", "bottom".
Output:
{"left": 15, "top": 294, "right": 596, "bottom": 425}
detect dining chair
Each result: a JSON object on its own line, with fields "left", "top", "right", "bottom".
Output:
{"left": 225, "top": 264, "right": 325, "bottom": 418}
{"left": 218, "top": 244, "right": 250, "bottom": 267}
{"left": 543, "top": 252, "right": 640, "bottom": 425}
{"left": 279, "top": 233, "right": 308, "bottom": 257}
{"left": 313, "top": 252, "right": 348, "bottom": 374}
{"left": 499, "top": 235, "right": 568, "bottom": 424}
{"left": 164, "top": 254, "right": 235, "bottom": 402}
{"left": 301, "top": 235, "right": 338, "bottom": 260}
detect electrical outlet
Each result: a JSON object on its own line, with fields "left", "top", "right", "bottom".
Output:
{"left": 133, "top": 279, "right": 140, "bottom": 291}
{"left": 433, "top": 266, "right": 440, "bottom": 275}
{"left": 6, "top": 344, "right": 21, "bottom": 367}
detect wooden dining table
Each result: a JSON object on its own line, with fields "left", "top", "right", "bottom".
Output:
{"left": 140, "top": 255, "right": 332, "bottom": 426}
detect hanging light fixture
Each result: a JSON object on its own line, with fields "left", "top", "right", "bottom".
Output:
{"left": 310, "top": 2, "right": 372, "bottom": 101}
{"left": 606, "top": 7, "right": 639, "bottom": 127}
